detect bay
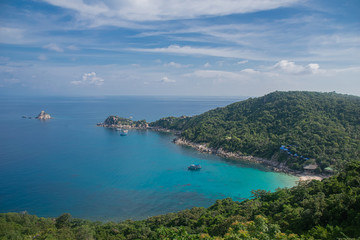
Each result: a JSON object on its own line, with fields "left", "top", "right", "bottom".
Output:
{"left": 0, "top": 96, "right": 297, "bottom": 221}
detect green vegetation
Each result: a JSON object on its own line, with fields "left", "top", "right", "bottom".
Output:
{"left": 149, "top": 115, "right": 190, "bottom": 130}
{"left": 1, "top": 161, "right": 360, "bottom": 239}
{"left": 104, "top": 116, "right": 148, "bottom": 128}
{"left": 150, "top": 91, "right": 360, "bottom": 172}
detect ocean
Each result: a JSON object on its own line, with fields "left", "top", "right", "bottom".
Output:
{"left": 0, "top": 96, "right": 297, "bottom": 221}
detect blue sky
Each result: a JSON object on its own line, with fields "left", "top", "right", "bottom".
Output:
{"left": 0, "top": 0, "right": 359, "bottom": 96}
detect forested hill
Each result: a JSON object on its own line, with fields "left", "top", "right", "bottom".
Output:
{"left": 150, "top": 91, "right": 360, "bottom": 172}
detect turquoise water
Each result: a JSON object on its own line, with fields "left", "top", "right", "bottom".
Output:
{"left": 0, "top": 96, "right": 297, "bottom": 221}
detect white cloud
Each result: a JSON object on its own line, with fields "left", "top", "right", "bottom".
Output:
{"left": 204, "top": 62, "right": 211, "bottom": 68}
{"left": 43, "top": 43, "right": 64, "bottom": 52}
{"left": 42, "top": 0, "right": 298, "bottom": 24}
{"left": 160, "top": 76, "right": 176, "bottom": 83}
{"left": 164, "top": 62, "right": 183, "bottom": 68}
{"left": 241, "top": 68, "right": 260, "bottom": 74}
{"left": 71, "top": 72, "right": 104, "bottom": 85}
{"left": 307, "top": 63, "right": 320, "bottom": 73}
{"left": 272, "top": 60, "right": 320, "bottom": 75}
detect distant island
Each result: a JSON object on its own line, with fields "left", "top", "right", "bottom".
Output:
{"left": 36, "top": 110, "right": 52, "bottom": 120}
{"left": 99, "top": 91, "right": 360, "bottom": 178}
{"left": 22, "top": 110, "right": 52, "bottom": 120}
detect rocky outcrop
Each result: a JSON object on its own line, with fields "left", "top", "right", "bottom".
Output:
{"left": 35, "top": 110, "right": 52, "bottom": 120}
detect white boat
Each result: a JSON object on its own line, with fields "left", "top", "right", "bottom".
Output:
{"left": 120, "top": 129, "right": 128, "bottom": 136}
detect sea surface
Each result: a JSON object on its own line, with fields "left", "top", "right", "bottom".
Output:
{"left": 0, "top": 96, "right": 298, "bottom": 221}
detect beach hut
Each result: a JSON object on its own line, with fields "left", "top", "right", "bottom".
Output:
{"left": 303, "top": 163, "right": 318, "bottom": 171}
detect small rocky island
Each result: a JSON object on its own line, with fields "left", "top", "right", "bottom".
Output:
{"left": 35, "top": 110, "right": 52, "bottom": 120}
{"left": 98, "top": 115, "right": 182, "bottom": 133}
{"left": 98, "top": 116, "right": 148, "bottom": 129}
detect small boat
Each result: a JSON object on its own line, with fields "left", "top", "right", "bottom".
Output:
{"left": 120, "top": 129, "right": 128, "bottom": 136}
{"left": 188, "top": 164, "right": 201, "bottom": 171}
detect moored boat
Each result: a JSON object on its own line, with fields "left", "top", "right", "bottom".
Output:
{"left": 120, "top": 129, "right": 128, "bottom": 136}
{"left": 188, "top": 164, "right": 201, "bottom": 170}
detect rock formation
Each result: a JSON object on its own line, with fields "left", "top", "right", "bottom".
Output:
{"left": 36, "top": 110, "right": 52, "bottom": 120}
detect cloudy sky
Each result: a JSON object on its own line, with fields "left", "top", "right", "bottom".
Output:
{"left": 0, "top": 0, "right": 359, "bottom": 96}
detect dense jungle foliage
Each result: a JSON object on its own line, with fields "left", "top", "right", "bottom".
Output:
{"left": 150, "top": 91, "right": 360, "bottom": 172}
{"left": 1, "top": 161, "right": 360, "bottom": 239}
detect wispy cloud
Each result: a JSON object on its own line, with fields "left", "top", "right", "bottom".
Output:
{"left": 37, "top": 54, "right": 47, "bottom": 61}
{"left": 0, "top": 27, "right": 25, "bottom": 44}
{"left": 237, "top": 60, "right": 248, "bottom": 65}
{"left": 42, "top": 0, "right": 299, "bottom": 24}
{"left": 43, "top": 43, "right": 64, "bottom": 52}
{"left": 189, "top": 68, "right": 273, "bottom": 81}
{"left": 128, "top": 17, "right": 360, "bottom": 64}
{"left": 130, "top": 44, "right": 267, "bottom": 60}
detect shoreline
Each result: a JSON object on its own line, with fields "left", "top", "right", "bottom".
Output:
{"left": 98, "top": 123, "right": 182, "bottom": 134}
{"left": 173, "top": 137, "right": 330, "bottom": 182}
{"left": 99, "top": 123, "right": 330, "bottom": 182}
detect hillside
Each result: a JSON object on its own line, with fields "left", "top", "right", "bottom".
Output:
{"left": 150, "top": 91, "right": 360, "bottom": 172}
{"left": 1, "top": 161, "right": 359, "bottom": 239}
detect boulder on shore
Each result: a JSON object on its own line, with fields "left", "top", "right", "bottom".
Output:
{"left": 36, "top": 110, "right": 52, "bottom": 120}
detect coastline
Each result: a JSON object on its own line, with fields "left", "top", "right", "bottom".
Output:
{"left": 173, "top": 137, "right": 330, "bottom": 182}
{"left": 99, "top": 123, "right": 330, "bottom": 182}
{"left": 98, "top": 123, "right": 182, "bottom": 134}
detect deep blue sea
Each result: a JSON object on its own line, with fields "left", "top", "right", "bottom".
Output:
{"left": 0, "top": 96, "right": 297, "bottom": 221}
